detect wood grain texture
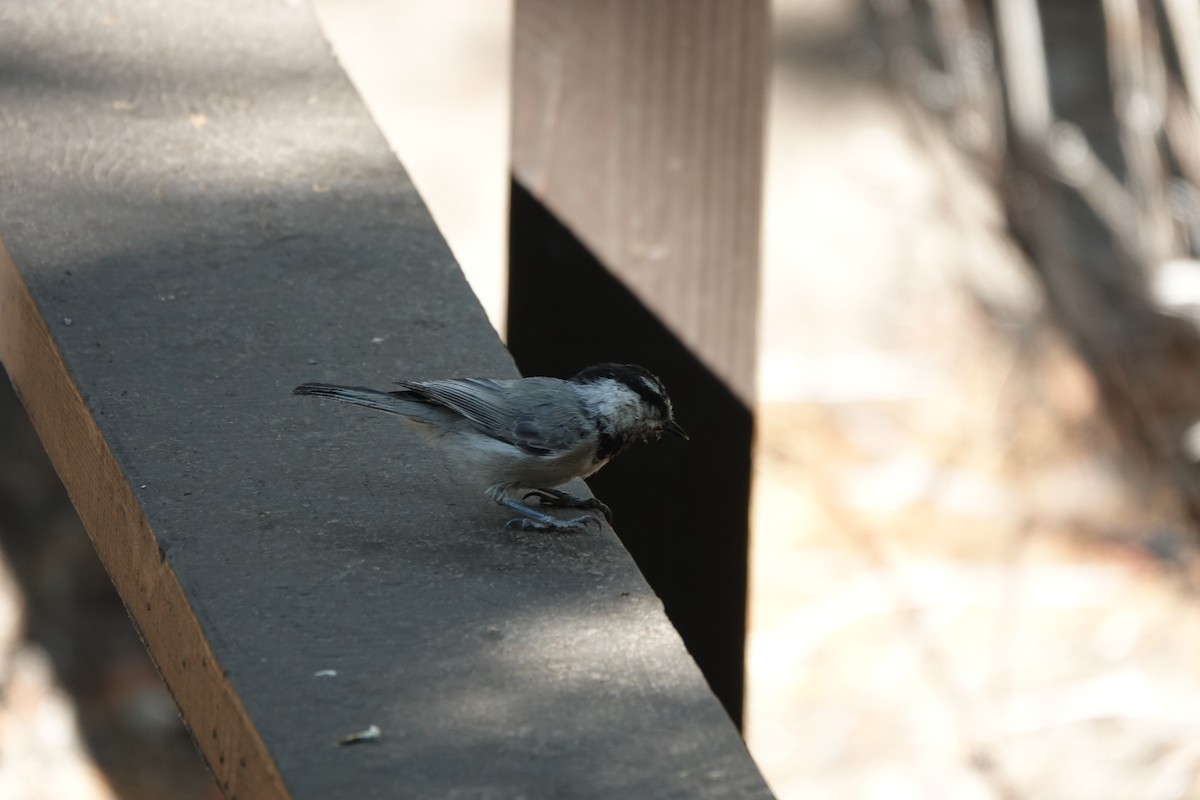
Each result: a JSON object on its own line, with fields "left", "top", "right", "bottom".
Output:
{"left": 511, "top": 0, "right": 769, "bottom": 403}
{"left": 0, "top": 243, "right": 285, "bottom": 798}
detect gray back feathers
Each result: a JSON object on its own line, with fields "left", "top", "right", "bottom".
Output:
{"left": 400, "top": 377, "right": 590, "bottom": 456}
{"left": 294, "top": 377, "right": 592, "bottom": 457}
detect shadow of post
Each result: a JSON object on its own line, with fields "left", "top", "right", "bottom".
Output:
{"left": 507, "top": 178, "right": 754, "bottom": 726}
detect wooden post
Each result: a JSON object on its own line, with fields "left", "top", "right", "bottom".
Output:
{"left": 509, "top": 0, "right": 769, "bottom": 725}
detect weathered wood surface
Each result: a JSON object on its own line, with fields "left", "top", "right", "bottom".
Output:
{"left": 511, "top": 0, "right": 768, "bottom": 404}
{"left": 0, "top": 1, "right": 773, "bottom": 797}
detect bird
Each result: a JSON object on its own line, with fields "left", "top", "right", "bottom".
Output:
{"left": 293, "top": 363, "right": 686, "bottom": 531}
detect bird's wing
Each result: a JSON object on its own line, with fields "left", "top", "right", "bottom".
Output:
{"left": 396, "top": 378, "right": 582, "bottom": 456}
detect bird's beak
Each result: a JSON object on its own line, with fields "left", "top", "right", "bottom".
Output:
{"left": 665, "top": 419, "right": 689, "bottom": 440}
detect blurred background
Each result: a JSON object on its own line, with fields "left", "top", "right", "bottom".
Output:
{"left": 5, "top": 1, "right": 1200, "bottom": 798}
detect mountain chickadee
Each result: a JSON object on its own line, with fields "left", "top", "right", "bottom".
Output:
{"left": 293, "top": 363, "right": 686, "bottom": 531}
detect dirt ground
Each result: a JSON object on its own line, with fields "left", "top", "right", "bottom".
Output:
{"left": 751, "top": 5, "right": 1200, "bottom": 798}
{"left": 3, "top": 2, "right": 1200, "bottom": 799}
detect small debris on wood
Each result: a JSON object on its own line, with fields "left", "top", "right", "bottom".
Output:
{"left": 336, "top": 724, "right": 381, "bottom": 746}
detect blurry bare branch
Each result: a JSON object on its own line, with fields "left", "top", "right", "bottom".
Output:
{"left": 870, "top": 0, "right": 1200, "bottom": 532}
{"left": 1164, "top": 0, "right": 1200, "bottom": 107}
{"left": 1045, "top": 121, "right": 1141, "bottom": 254}
{"left": 1166, "top": 87, "right": 1200, "bottom": 203}
{"left": 993, "top": 0, "right": 1052, "bottom": 152}
{"left": 929, "top": 0, "right": 1006, "bottom": 168}
{"left": 1103, "top": 0, "right": 1174, "bottom": 265}
{"left": 1163, "top": 1, "right": 1200, "bottom": 249}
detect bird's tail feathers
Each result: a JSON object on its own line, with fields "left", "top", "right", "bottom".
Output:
{"left": 293, "top": 383, "right": 425, "bottom": 418}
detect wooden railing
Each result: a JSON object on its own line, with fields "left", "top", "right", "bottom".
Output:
{"left": 0, "top": 0, "right": 770, "bottom": 797}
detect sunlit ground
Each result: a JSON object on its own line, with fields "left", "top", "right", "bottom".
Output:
{"left": 4, "top": 1, "right": 1200, "bottom": 797}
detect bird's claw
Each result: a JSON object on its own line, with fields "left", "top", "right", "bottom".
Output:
{"left": 504, "top": 514, "right": 598, "bottom": 533}
{"left": 494, "top": 489, "right": 608, "bottom": 532}
{"left": 522, "top": 489, "right": 614, "bottom": 525}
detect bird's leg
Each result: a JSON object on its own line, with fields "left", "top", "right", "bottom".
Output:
{"left": 487, "top": 485, "right": 600, "bottom": 532}
{"left": 522, "top": 488, "right": 614, "bottom": 525}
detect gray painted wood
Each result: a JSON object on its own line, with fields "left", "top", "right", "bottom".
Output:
{"left": 0, "top": 1, "right": 773, "bottom": 797}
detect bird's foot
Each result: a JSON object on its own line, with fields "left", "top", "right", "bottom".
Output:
{"left": 496, "top": 495, "right": 602, "bottom": 533}
{"left": 522, "top": 489, "right": 614, "bottom": 525}
{"left": 504, "top": 514, "right": 599, "bottom": 532}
